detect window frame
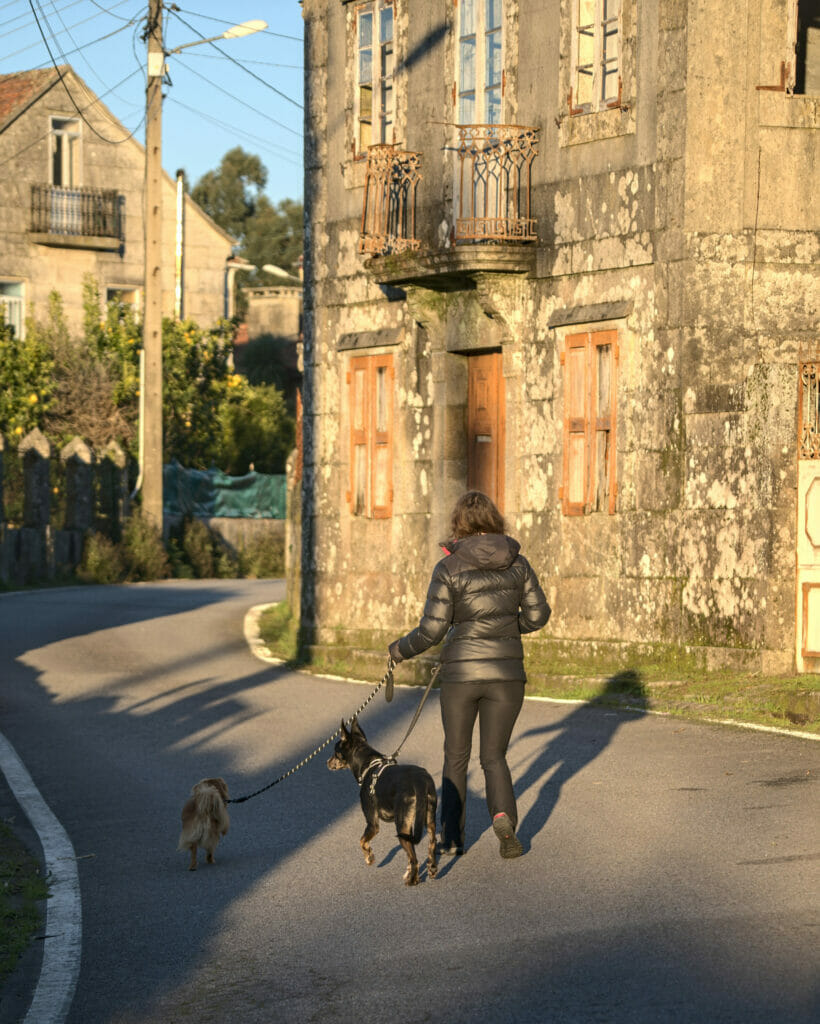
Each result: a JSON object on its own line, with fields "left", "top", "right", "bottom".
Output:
{"left": 456, "top": 0, "right": 505, "bottom": 125}
{"left": 354, "top": 0, "right": 395, "bottom": 157}
{"left": 561, "top": 329, "right": 618, "bottom": 516}
{"left": 49, "top": 116, "right": 81, "bottom": 187}
{"left": 0, "top": 280, "right": 25, "bottom": 341}
{"left": 569, "top": 0, "right": 622, "bottom": 115}
{"left": 347, "top": 352, "right": 394, "bottom": 518}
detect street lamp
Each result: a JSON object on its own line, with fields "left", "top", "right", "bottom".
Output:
{"left": 141, "top": 2, "right": 267, "bottom": 531}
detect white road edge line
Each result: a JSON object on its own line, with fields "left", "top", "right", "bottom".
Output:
{"left": 244, "top": 603, "right": 820, "bottom": 743}
{"left": 0, "top": 732, "right": 81, "bottom": 1024}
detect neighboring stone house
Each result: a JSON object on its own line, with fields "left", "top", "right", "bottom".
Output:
{"left": 297, "top": 0, "right": 820, "bottom": 679}
{"left": 0, "top": 65, "right": 235, "bottom": 337}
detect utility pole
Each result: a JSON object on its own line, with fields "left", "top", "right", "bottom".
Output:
{"left": 143, "top": 0, "right": 164, "bottom": 531}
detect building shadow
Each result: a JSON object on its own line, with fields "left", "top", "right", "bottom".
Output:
{"left": 515, "top": 671, "right": 649, "bottom": 850}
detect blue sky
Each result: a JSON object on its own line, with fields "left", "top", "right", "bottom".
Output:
{"left": 0, "top": 0, "right": 304, "bottom": 203}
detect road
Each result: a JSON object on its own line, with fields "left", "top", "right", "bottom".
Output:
{"left": 0, "top": 579, "right": 818, "bottom": 1023}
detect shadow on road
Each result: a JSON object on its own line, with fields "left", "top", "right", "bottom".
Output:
{"left": 515, "top": 671, "right": 648, "bottom": 849}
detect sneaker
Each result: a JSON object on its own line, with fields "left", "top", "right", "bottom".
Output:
{"left": 492, "top": 813, "right": 523, "bottom": 859}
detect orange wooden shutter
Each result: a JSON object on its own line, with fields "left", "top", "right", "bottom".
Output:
{"left": 350, "top": 356, "right": 370, "bottom": 514}
{"left": 563, "top": 332, "right": 589, "bottom": 516}
{"left": 371, "top": 353, "right": 394, "bottom": 518}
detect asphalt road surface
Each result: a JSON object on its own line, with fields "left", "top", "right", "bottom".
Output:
{"left": 1, "top": 579, "right": 818, "bottom": 1023}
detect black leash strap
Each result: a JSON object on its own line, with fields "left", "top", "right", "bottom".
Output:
{"left": 227, "top": 660, "right": 395, "bottom": 804}
{"left": 389, "top": 662, "right": 441, "bottom": 761}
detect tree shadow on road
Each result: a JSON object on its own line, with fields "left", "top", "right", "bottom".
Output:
{"left": 514, "top": 671, "right": 649, "bottom": 850}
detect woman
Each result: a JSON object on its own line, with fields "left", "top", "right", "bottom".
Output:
{"left": 389, "top": 491, "right": 550, "bottom": 859}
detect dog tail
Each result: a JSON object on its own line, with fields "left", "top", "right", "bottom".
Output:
{"left": 397, "top": 793, "right": 427, "bottom": 846}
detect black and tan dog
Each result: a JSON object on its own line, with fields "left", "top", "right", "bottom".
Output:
{"left": 327, "top": 718, "right": 437, "bottom": 886}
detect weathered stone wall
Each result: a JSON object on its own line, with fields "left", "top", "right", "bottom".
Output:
{"left": 299, "top": 0, "right": 820, "bottom": 676}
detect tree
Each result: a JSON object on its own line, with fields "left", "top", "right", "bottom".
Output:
{"left": 191, "top": 148, "right": 303, "bottom": 283}
{"left": 190, "top": 147, "right": 267, "bottom": 241}
{"left": 0, "top": 307, "right": 54, "bottom": 439}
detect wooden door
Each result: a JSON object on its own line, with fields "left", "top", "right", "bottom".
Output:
{"left": 796, "top": 360, "right": 820, "bottom": 672}
{"left": 467, "top": 351, "right": 505, "bottom": 510}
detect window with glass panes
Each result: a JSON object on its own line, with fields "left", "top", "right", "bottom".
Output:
{"left": 457, "top": 0, "right": 503, "bottom": 124}
{"left": 570, "top": 0, "right": 621, "bottom": 113}
{"left": 348, "top": 353, "right": 394, "bottom": 518}
{"left": 561, "top": 330, "right": 618, "bottom": 515}
{"left": 356, "top": 1, "right": 394, "bottom": 153}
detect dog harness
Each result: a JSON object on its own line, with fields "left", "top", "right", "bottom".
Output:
{"left": 358, "top": 756, "right": 396, "bottom": 797}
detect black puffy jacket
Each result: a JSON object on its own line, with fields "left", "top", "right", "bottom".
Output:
{"left": 396, "top": 533, "right": 550, "bottom": 683}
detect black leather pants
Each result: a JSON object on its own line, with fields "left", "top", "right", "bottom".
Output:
{"left": 439, "top": 679, "right": 525, "bottom": 847}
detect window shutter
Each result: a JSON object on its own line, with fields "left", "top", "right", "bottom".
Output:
{"left": 371, "top": 354, "right": 394, "bottom": 518}
{"left": 563, "top": 333, "right": 589, "bottom": 516}
{"left": 350, "top": 357, "right": 370, "bottom": 514}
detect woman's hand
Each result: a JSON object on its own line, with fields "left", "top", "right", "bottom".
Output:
{"left": 388, "top": 639, "right": 404, "bottom": 664}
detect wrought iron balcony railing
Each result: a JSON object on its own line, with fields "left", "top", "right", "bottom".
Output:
{"left": 455, "top": 124, "right": 539, "bottom": 243}
{"left": 359, "top": 144, "right": 422, "bottom": 256}
{"left": 30, "top": 184, "right": 125, "bottom": 241}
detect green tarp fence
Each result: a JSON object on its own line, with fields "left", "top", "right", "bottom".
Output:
{"left": 163, "top": 462, "right": 286, "bottom": 519}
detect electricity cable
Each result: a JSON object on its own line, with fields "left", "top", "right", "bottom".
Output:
{"left": 167, "top": 8, "right": 303, "bottom": 110}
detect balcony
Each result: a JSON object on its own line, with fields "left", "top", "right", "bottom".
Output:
{"left": 454, "top": 124, "right": 539, "bottom": 242}
{"left": 359, "top": 144, "right": 422, "bottom": 256}
{"left": 360, "top": 125, "right": 539, "bottom": 289}
{"left": 30, "top": 184, "right": 125, "bottom": 250}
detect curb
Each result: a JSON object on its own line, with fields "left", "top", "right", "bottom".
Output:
{"left": 0, "top": 732, "right": 81, "bottom": 1024}
{"left": 243, "top": 603, "right": 820, "bottom": 743}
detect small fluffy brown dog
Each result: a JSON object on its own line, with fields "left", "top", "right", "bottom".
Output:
{"left": 177, "top": 778, "right": 230, "bottom": 871}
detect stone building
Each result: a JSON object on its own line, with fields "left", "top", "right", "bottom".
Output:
{"left": 297, "top": 0, "right": 820, "bottom": 679}
{"left": 0, "top": 66, "right": 235, "bottom": 337}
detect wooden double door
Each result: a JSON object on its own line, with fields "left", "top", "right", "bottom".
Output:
{"left": 467, "top": 351, "right": 505, "bottom": 512}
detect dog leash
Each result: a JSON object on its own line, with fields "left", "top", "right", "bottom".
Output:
{"left": 227, "top": 660, "right": 396, "bottom": 804}
{"left": 227, "top": 659, "right": 440, "bottom": 805}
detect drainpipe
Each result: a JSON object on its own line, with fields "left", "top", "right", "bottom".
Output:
{"left": 174, "top": 169, "right": 185, "bottom": 320}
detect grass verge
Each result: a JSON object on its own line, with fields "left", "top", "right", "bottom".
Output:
{"left": 0, "top": 819, "right": 49, "bottom": 986}
{"left": 256, "top": 603, "right": 820, "bottom": 736}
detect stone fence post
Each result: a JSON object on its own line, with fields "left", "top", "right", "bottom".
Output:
{"left": 20, "top": 428, "right": 51, "bottom": 528}
{"left": 97, "top": 441, "right": 128, "bottom": 540}
{"left": 18, "top": 428, "right": 52, "bottom": 583}
{"left": 61, "top": 437, "right": 95, "bottom": 531}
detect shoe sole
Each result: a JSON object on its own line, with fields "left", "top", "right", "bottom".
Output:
{"left": 492, "top": 815, "right": 523, "bottom": 859}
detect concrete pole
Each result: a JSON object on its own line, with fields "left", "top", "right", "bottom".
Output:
{"left": 143, "top": 0, "right": 164, "bottom": 530}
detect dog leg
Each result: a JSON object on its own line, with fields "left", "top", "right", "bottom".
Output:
{"left": 188, "top": 844, "right": 198, "bottom": 871}
{"left": 398, "top": 837, "right": 419, "bottom": 886}
{"left": 360, "top": 821, "right": 379, "bottom": 866}
{"left": 426, "top": 797, "right": 438, "bottom": 880}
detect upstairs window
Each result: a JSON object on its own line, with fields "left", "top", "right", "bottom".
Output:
{"left": 356, "top": 0, "right": 394, "bottom": 154}
{"left": 561, "top": 330, "right": 618, "bottom": 515}
{"left": 570, "top": 0, "right": 621, "bottom": 113}
{"left": 50, "top": 117, "right": 80, "bottom": 187}
{"left": 348, "top": 353, "right": 393, "bottom": 517}
{"left": 792, "top": 0, "right": 820, "bottom": 94}
{"left": 457, "top": 0, "right": 503, "bottom": 124}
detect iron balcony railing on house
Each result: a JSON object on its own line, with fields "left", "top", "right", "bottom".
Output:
{"left": 359, "top": 144, "right": 422, "bottom": 256}
{"left": 455, "top": 124, "right": 539, "bottom": 243}
{"left": 30, "top": 184, "right": 125, "bottom": 242}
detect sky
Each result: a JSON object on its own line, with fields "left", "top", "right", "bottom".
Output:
{"left": 0, "top": 0, "right": 304, "bottom": 204}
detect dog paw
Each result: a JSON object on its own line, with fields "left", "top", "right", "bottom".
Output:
{"left": 364, "top": 852, "right": 375, "bottom": 866}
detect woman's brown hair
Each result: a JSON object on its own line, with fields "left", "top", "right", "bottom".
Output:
{"left": 449, "top": 490, "right": 506, "bottom": 541}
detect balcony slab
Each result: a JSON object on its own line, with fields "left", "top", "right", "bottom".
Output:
{"left": 363, "top": 244, "right": 536, "bottom": 290}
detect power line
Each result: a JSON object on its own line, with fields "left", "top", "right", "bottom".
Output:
{"left": 85, "top": 0, "right": 140, "bottom": 23}
{"left": 26, "top": 18, "right": 139, "bottom": 72}
{"left": 24, "top": 0, "right": 141, "bottom": 144}
{"left": 167, "top": 8, "right": 303, "bottom": 111}
{"left": 182, "top": 51, "right": 302, "bottom": 71}
{"left": 1, "top": 0, "right": 85, "bottom": 35}
{"left": 166, "top": 96, "right": 301, "bottom": 167}
{"left": 174, "top": 58, "right": 303, "bottom": 140}
{"left": 4, "top": 0, "right": 135, "bottom": 61}
{"left": 171, "top": 5, "right": 302, "bottom": 43}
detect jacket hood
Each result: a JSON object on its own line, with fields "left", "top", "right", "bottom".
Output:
{"left": 449, "top": 533, "right": 520, "bottom": 570}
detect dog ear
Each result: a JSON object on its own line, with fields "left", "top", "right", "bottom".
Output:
{"left": 350, "top": 717, "right": 366, "bottom": 740}
{"left": 340, "top": 719, "right": 350, "bottom": 739}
